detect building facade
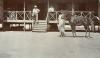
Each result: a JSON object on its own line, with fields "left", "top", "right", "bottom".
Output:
{"left": 0, "top": 0, "right": 99, "bottom": 31}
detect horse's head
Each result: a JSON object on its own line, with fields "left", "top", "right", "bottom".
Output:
{"left": 94, "top": 16, "right": 100, "bottom": 21}
{"left": 63, "top": 12, "right": 72, "bottom": 21}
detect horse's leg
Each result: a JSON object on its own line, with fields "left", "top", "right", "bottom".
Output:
{"left": 74, "top": 26, "right": 77, "bottom": 37}
{"left": 71, "top": 26, "right": 74, "bottom": 37}
{"left": 71, "top": 25, "right": 76, "bottom": 37}
{"left": 84, "top": 25, "right": 88, "bottom": 37}
{"left": 72, "top": 30, "right": 75, "bottom": 37}
{"left": 84, "top": 24, "right": 91, "bottom": 38}
{"left": 85, "top": 26, "right": 90, "bottom": 38}
{"left": 73, "top": 25, "right": 76, "bottom": 37}
{"left": 71, "top": 25, "right": 74, "bottom": 37}
{"left": 87, "top": 26, "right": 90, "bottom": 37}
{"left": 72, "top": 30, "right": 74, "bottom": 37}
{"left": 73, "top": 27, "right": 76, "bottom": 37}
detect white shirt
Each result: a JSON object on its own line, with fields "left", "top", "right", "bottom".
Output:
{"left": 58, "top": 14, "right": 65, "bottom": 26}
{"left": 48, "top": 7, "right": 54, "bottom": 12}
{"left": 58, "top": 14, "right": 65, "bottom": 32}
{"left": 32, "top": 8, "right": 40, "bottom": 16}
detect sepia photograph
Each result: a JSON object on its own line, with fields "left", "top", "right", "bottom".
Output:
{"left": 0, "top": 0, "right": 100, "bottom": 58}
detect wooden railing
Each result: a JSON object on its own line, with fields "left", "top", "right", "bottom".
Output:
{"left": 4, "top": 11, "right": 35, "bottom": 31}
{"left": 3, "top": 10, "right": 96, "bottom": 31}
{"left": 47, "top": 11, "right": 95, "bottom": 23}
{"left": 7, "top": 11, "right": 33, "bottom": 20}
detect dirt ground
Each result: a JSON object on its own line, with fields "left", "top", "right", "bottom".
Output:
{"left": 0, "top": 32, "right": 100, "bottom": 58}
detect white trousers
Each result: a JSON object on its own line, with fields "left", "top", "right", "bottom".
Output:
{"left": 32, "top": 14, "right": 38, "bottom": 22}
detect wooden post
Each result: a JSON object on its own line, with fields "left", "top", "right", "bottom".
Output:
{"left": 98, "top": 0, "right": 100, "bottom": 31}
{"left": 45, "top": 0, "right": 50, "bottom": 31}
{"left": 46, "top": 0, "right": 49, "bottom": 22}
{"left": 72, "top": 0, "right": 74, "bottom": 15}
{"left": 23, "top": 1, "right": 26, "bottom": 31}
{"left": 56, "top": 11, "right": 58, "bottom": 21}
{"left": 16, "top": 11, "right": 17, "bottom": 20}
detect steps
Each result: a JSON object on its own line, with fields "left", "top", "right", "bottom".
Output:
{"left": 32, "top": 20, "right": 47, "bottom": 32}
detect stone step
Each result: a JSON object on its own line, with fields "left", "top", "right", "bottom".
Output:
{"left": 32, "top": 20, "right": 47, "bottom": 32}
{"left": 33, "top": 27, "right": 47, "bottom": 30}
{"left": 37, "top": 23, "right": 47, "bottom": 25}
{"left": 32, "top": 29, "right": 46, "bottom": 32}
{"left": 33, "top": 27, "right": 47, "bottom": 29}
{"left": 34, "top": 24, "right": 47, "bottom": 26}
{"left": 33, "top": 25, "right": 47, "bottom": 28}
{"left": 35, "top": 24, "right": 47, "bottom": 26}
{"left": 34, "top": 25, "right": 47, "bottom": 27}
{"left": 35, "top": 23, "right": 47, "bottom": 25}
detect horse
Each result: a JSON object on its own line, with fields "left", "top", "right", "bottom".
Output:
{"left": 64, "top": 12, "right": 94, "bottom": 37}
{"left": 93, "top": 16, "right": 100, "bottom": 32}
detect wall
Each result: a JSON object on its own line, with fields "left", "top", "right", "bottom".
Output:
{"left": 98, "top": 0, "right": 100, "bottom": 17}
{"left": 0, "top": 0, "right": 3, "bottom": 23}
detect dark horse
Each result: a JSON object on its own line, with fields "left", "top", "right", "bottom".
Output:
{"left": 64, "top": 12, "right": 94, "bottom": 37}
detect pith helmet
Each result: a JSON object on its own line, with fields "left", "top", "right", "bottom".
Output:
{"left": 34, "top": 5, "right": 37, "bottom": 8}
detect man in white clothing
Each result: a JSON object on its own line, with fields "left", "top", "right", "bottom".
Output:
{"left": 58, "top": 11, "right": 66, "bottom": 37}
{"left": 32, "top": 5, "right": 40, "bottom": 22}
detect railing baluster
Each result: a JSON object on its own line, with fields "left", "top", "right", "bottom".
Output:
{"left": 56, "top": 11, "right": 58, "bottom": 21}
{"left": 16, "top": 11, "right": 17, "bottom": 20}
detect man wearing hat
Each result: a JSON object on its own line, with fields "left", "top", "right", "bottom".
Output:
{"left": 32, "top": 5, "right": 40, "bottom": 23}
{"left": 57, "top": 10, "right": 66, "bottom": 37}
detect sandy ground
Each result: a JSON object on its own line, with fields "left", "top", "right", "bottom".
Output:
{"left": 0, "top": 32, "right": 100, "bottom": 58}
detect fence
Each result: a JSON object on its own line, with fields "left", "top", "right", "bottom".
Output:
{"left": 47, "top": 11, "right": 95, "bottom": 23}
{"left": 4, "top": 11, "right": 35, "bottom": 31}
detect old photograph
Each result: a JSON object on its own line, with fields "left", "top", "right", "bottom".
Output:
{"left": 0, "top": 0, "right": 100, "bottom": 58}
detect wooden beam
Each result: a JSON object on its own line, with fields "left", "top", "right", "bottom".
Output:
{"left": 4, "top": 20, "right": 34, "bottom": 23}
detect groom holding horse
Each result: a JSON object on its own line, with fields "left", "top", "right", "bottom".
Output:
{"left": 58, "top": 10, "right": 67, "bottom": 37}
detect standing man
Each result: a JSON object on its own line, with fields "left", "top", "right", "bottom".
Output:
{"left": 32, "top": 5, "right": 40, "bottom": 23}
{"left": 57, "top": 11, "right": 66, "bottom": 37}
